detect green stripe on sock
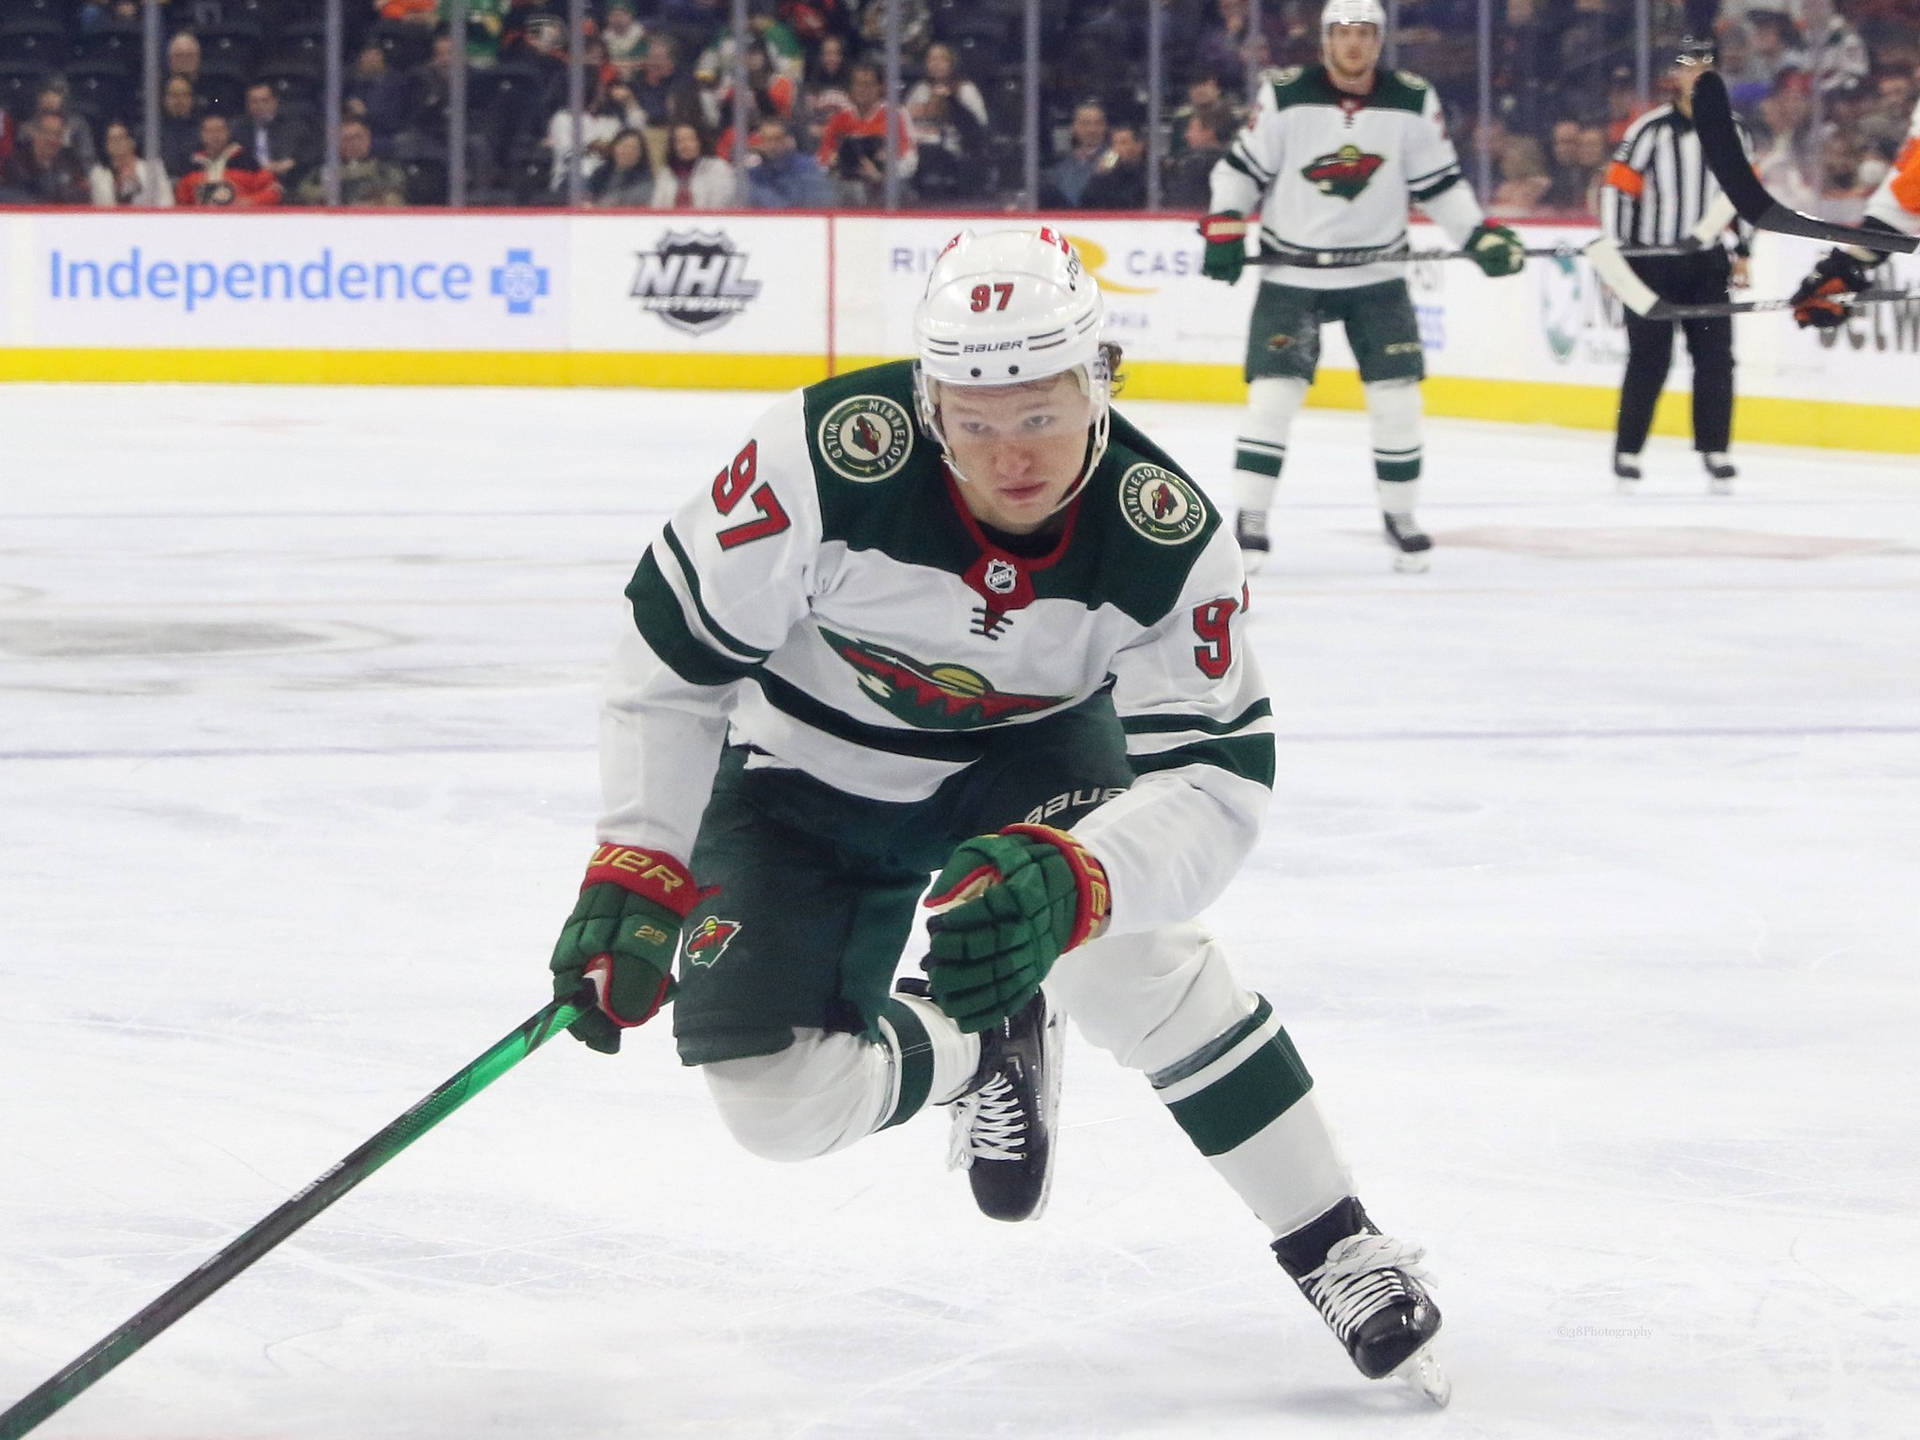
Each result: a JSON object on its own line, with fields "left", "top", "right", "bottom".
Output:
{"left": 1235, "top": 446, "right": 1285, "bottom": 478}
{"left": 878, "top": 999, "right": 934, "bottom": 1130}
{"left": 1374, "top": 458, "right": 1421, "bottom": 483}
{"left": 1163, "top": 1026, "right": 1314, "bottom": 1156}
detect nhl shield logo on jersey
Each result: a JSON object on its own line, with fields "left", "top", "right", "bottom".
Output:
{"left": 683, "top": 916, "right": 741, "bottom": 968}
{"left": 817, "top": 395, "right": 915, "bottom": 483}
{"left": 983, "top": 557, "right": 1019, "bottom": 595}
{"left": 1303, "top": 145, "right": 1386, "bottom": 200}
{"left": 1119, "top": 463, "right": 1207, "bottom": 545}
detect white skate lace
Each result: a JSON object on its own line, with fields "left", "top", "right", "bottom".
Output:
{"left": 1301, "top": 1234, "right": 1433, "bottom": 1343}
{"left": 946, "top": 1074, "right": 1027, "bottom": 1170}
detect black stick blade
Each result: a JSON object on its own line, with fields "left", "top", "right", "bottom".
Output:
{"left": 1692, "top": 71, "right": 1916, "bottom": 254}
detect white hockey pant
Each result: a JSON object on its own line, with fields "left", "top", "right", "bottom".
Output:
{"left": 703, "top": 921, "right": 1353, "bottom": 1236}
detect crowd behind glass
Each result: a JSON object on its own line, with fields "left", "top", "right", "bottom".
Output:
{"left": 0, "top": 0, "right": 1912, "bottom": 221}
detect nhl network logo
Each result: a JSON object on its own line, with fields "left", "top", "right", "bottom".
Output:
{"left": 631, "top": 229, "right": 761, "bottom": 335}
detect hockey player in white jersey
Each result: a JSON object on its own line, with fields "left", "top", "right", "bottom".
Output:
{"left": 548, "top": 228, "right": 1449, "bottom": 1403}
{"left": 1201, "top": 0, "right": 1525, "bottom": 572}
{"left": 1791, "top": 95, "right": 1920, "bottom": 327}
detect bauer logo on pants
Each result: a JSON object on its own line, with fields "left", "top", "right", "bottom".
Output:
{"left": 1119, "top": 463, "right": 1207, "bottom": 545}
{"left": 683, "top": 916, "right": 742, "bottom": 968}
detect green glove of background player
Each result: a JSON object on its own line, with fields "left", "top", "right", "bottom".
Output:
{"left": 1200, "top": 211, "right": 1251, "bottom": 284}
{"left": 1465, "top": 222, "right": 1526, "bottom": 277}
{"left": 550, "top": 843, "right": 703, "bottom": 1054}
{"left": 923, "top": 824, "right": 1111, "bottom": 1032}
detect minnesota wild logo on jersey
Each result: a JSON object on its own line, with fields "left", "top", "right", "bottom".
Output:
{"left": 819, "top": 627, "right": 1071, "bottom": 730}
{"left": 1303, "top": 144, "right": 1386, "bottom": 200}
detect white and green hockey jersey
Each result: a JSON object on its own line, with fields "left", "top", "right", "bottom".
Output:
{"left": 601, "top": 360, "right": 1273, "bottom": 935}
{"left": 1210, "top": 63, "right": 1486, "bottom": 291}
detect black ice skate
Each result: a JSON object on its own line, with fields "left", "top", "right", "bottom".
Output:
{"left": 1273, "top": 1196, "right": 1449, "bottom": 1406}
{"left": 1234, "top": 510, "right": 1271, "bottom": 574}
{"left": 945, "top": 989, "right": 1063, "bottom": 1223}
{"left": 1702, "top": 451, "right": 1736, "bottom": 495}
{"left": 1381, "top": 512, "right": 1432, "bottom": 574}
{"left": 1614, "top": 451, "right": 1643, "bottom": 493}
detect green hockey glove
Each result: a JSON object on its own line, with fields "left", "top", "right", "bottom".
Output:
{"left": 1465, "top": 222, "right": 1526, "bottom": 277}
{"left": 923, "top": 824, "right": 1111, "bottom": 1032}
{"left": 550, "top": 843, "right": 702, "bottom": 1054}
{"left": 1200, "top": 211, "right": 1251, "bottom": 284}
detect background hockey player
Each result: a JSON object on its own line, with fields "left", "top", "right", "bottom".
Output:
{"left": 1601, "top": 37, "right": 1752, "bottom": 495}
{"left": 1790, "top": 94, "right": 1919, "bottom": 330}
{"left": 548, "top": 229, "right": 1449, "bottom": 1403}
{"left": 1199, "top": 0, "right": 1524, "bottom": 574}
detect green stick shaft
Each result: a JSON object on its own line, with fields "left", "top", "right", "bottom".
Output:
{"left": 0, "top": 992, "right": 590, "bottom": 1440}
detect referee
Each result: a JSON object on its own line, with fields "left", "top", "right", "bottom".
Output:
{"left": 1601, "top": 36, "right": 1751, "bottom": 494}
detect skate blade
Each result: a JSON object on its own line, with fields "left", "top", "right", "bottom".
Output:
{"left": 1390, "top": 1344, "right": 1450, "bottom": 1408}
{"left": 1708, "top": 479, "right": 1733, "bottom": 496}
{"left": 1391, "top": 551, "right": 1431, "bottom": 575}
{"left": 1615, "top": 478, "right": 1640, "bottom": 495}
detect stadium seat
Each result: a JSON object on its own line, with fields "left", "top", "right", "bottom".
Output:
{"left": 0, "top": 59, "right": 46, "bottom": 121}
{"left": 0, "top": 18, "right": 67, "bottom": 71}
{"left": 71, "top": 22, "right": 143, "bottom": 70}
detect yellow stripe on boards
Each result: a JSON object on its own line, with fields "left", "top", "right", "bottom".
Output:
{"left": 2, "top": 348, "right": 1913, "bottom": 453}
{"left": 0, "top": 349, "right": 829, "bottom": 391}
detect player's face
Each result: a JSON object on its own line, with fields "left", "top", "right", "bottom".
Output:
{"left": 939, "top": 374, "right": 1093, "bottom": 534}
{"left": 1325, "top": 23, "right": 1381, "bottom": 79}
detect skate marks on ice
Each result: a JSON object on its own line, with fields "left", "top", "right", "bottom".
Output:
{"left": 0, "top": 385, "right": 1917, "bottom": 1438}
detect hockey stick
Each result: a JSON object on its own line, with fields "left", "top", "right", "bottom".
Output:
{"left": 1255, "top": 239, "right": 1698, "bottom": 269}
{"left": 0, "top": 990, "right": 593, "bottom": 1440}
{"left": 1585, "top": 234, "right": 1913, "bottom": 318}
{"left": 1691, "top": 70, "right": 1917, "bottom": 254}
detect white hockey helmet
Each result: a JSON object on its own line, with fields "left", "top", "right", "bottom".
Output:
{"left": 912, "top": 227, "right": 1112, "bottom": 510}
{"left": 1321, "top": 0, "right": 1387, "bottom": 40}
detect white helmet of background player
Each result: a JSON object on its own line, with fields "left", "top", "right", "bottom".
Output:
{"left": 1320, "top": 0, "right": 1387, "bottom": 41}
{"left": 912, "top": 227, "right": 1111, "bottom": 512}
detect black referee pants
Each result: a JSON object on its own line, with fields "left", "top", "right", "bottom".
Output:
{"left": 1614, "top": 251, "right": 1736, "bottom": 456}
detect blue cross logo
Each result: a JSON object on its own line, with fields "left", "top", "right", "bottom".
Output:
{"left": 490, "top": 249, "right": 550, "bottom": 315}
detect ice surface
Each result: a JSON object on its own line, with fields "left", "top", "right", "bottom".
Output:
{"left": 1, "top": 382, "right": 1917, "bottom": 1439}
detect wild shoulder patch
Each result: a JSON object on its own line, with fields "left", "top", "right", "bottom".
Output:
{"left": 1119, "top": 463, "right": 1207, "bottom": 545}
{"left": 817, "top": 394, "right": 915, "bottom": 483}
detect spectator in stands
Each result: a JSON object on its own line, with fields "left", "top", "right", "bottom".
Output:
{"left": 237, "top": 82, "right": 314, "bottom": 191}
{"left": 652, "top": 121, "right": 740, "bottom": 207}
{"left": 1195, "top": 0, "right": 1271, "bottom": 95}
{"left": 778, "top": 0, "right": 858, "bottom": 51}
{"left": 1575, "top": 124, "right": 1610, "bottom": 213}
{"left": 176, "top": 112, "right": 283, "bottom": 206}
{"left": 855, "top": 0, "right": 929, "bottom": 59}
{"left": 1042, "top": 101, "right": 1107, "bottom": 209}
{"left": 1745, "top": 14, "right": 1804, "bottom": 97}
{"left": 1541, "top": 119, "right": 1591, "bottom": 211}
{"left": 1606, "top": 66, "right": 1641, "bottom": 143}
{"left": 34, "top": 86, "right": 97, "bottom": 175}
{"left": 546, "top": 78, "right": 646, "bottom": 192}
{"left": 604, "top": 1, "right": 648, "bottom": 81}
{"left": 1860, "top": 70, "right": 1917, "bottom": 152}
{"left": 1, "top": 112, "right": 91, "bottom": 206}
{"left": 168, "top": 31, "right": 203, "bottom": 90}
{"left": 1170, "top": 71, "right": 1240, "bottom": 154}
{"left": 1493, "top": 134, "right": 1552, "bottom": 215}
{"left": 816, "top": 59, "right": 914, "bottom": 206}
{"left": 348, "top": 39, "right": 412, "bottom": 144}
{"left": 633, "top": 35, "right": 707, "bottom": 133}
{"left": 903, "top": 41, "right": 986, "bottom": 202}
{"left": 159, "top": 76, "right": 203, "bottom": 179}
{"left": 591, "top": 127, "right": 657, "bottom": 205}
{"left": 297, "top": 117, "right": 408, "bottom": 206}
{"left": 1752, "top": 68, "right": 1819, "bottom": 209}
{"left": 1081, "top": 121, "right": 1148, "bottom": 209}
{"left": 454, "top": 0, "right": 509, "bottom": 68}
{"left": 746, "top": 114, "right": 832, "bottom": 207}
{"left": 0, "top": 111, "right": 13, "bottom": 174}
{"left": 89, "top": 118, "right": 173, "bottom": 206}
{"left": 1802, "top": 0, "right": 1871, "bottom": 99}
{"left": 404, "top": 31, "right": 456, "bottom": 138}
{"left": 714, "top": 38, "right": 799, "bottom": 159}
{"left": 1164, "top": 102, "right": 1230, "bottom": 209}
{"left": 379, "top": 0, "right": 438, "bottom": 22}
{"left": 800, "top": 31, "right": 855, "bottom": 139}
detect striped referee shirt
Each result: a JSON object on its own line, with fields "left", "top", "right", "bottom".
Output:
{"left": 1601, "top": 103, "right": 1752, "bottom": 251}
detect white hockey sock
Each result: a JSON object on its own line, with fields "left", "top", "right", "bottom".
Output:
{"left": 1234, "top": 376, "right": 1309, "bottom": 514}
{"left": 879, "top": 989, "right": 982, "bottom": 1118}
{"left": 1364, "top": 378, "right": 1423, "bottom": 511}
{"left": 1149, "top": 996, "right": 1355, "bottom": 1236}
